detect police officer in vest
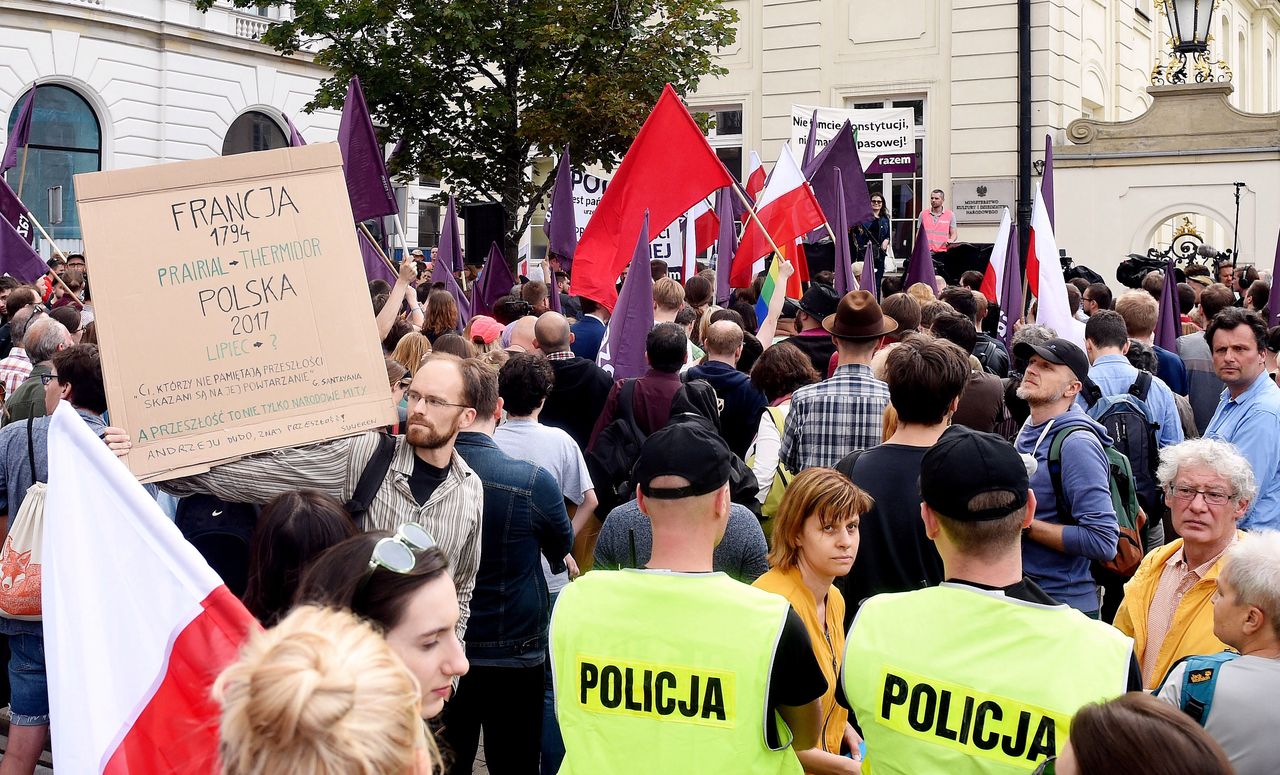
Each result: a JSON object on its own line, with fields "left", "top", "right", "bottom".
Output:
{"left": 551, "top": 422, "right": 826, "bottom": 773}
{"left": 842, "top": 425, "right": 1136, "bottom": 773}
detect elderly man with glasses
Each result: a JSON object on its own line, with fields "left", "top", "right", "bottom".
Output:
{"left": 1114, "top": 437, "right": 1255, "bottom": 688}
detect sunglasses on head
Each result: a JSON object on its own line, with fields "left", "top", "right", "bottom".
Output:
{"left": 356, "top": 523, "right": 438, "bottom": 593}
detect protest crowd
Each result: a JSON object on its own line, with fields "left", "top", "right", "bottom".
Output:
{"left": 1, "top": 84, "right": 1280, "bottom": 775}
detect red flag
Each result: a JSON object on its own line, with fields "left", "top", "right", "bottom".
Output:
{"left": 573, "top": 85, "right": 732, "bottom": 308}
{"left": 745, "top": 151, "right": 766, "bottom": 202}
{"left": 730, "top": 144, "right": 826, "bottom": 287}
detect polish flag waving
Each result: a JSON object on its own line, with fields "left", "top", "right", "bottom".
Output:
{"left": 730, "top": 144, "right": 826, "bottom": 287}
{"left": 744, "top": 151, "right": 766, "bottom": 202}
{"left": 44, "top": 403, "right": 259, "bottom": 774}
{"left": 1027, "top": 180, "right": 1082, "bottom": 347}
{"left": 980, "top": 207, "right": 1013, "bottom": 302}
{"left": 687, "top": 197, "right": 719, "bottom": 255}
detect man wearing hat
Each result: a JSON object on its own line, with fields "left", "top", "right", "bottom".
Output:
{"left": 1012, "top": 338, "right": 1120, "bottom": 617}
{"left": 780, "top": 290, "right": 896, "bottom": 472}
{"left": 780, "top": 284, "right": 841, "bottom": 376}
{"left": 552, "top": 423, "right": 825, "bottom": 773}
{"left": 842, "top": 425, "right": 1135, "bottom": 773}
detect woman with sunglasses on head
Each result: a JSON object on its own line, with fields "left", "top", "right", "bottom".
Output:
{"left": 854, "top": 192, "right": 891, "bottom": 289}
{"left": 1033, "top": 692, "right": 1231, "bottom": 775}
{"left": 296, "top": 526, "right": 469, "bottom": 720}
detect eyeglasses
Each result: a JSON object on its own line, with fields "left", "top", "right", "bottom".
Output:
{"left": 1168, "top": 484, "right": 1234, "bottom": 507}
{"left": 357, "top": 523, "right": 438, "bottom": 592}
{"left": 39, "top": 373, "right": 59, "bottom": 386}
{"left": 1031, "top": 757, "right": 1056, "bottom": 774}
{"left": 404, "top": 390, "right": 471, "bottom": 411}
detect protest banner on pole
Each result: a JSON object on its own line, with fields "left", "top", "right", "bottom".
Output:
{"left": 790, "top": 105, "right": 915, "bottom": 174}
{"left": 74, "top": 143, "right": 396, "bottom": 481}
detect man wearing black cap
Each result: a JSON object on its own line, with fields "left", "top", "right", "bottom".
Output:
{"left": 551, "top": 423, "right": 824, "bottom": 773}
{"left": 1012, "top": 338, "right": 1120, "bottom": 617}
{"left": 780, "top": 290, "right": 896, "bottom": 472}
{"left": 841, "top": 425, "right": 1135, "bottom": 773}
{"left": 780, "top": 283, "right": 841, "bottom": 376}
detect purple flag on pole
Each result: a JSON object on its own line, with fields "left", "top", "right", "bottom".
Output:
{"left": 832, "top": 169, "right": 855, "bottom": 297}
{"left": 1, "top": 89, "right": 36, "bottom": 174}
{"left": 860, "top": 243, "right": 877, "bottom": 300}
{"left": 597, "top": 212, "right": 655, "bottom": 379}
{"left": 337, "top": 77, "right": 398, "bottom": 222}
{"left": 998, "top": 223, "right": 1023, "bottom": 350}
{"left": 436, "top": 197, "right": 462, "bottom": 276}
{"left": 358, "top": 228, "right": 397, "bottom": 284}
{"left": 548, "top": 265, "right": 563, "bottom": 313}
{"left": 1268, "top": 227, "right": 1280, "bottom": 327}
{"left": 0, "top": 178, "right": 35, "bottom": 246}
{"left": 473, "top": 241, "right": 518, "bottom": 317}
{"left": 1042, "top": 133, "right": 1055, "bottom": 231}
{"left": 801, "top": 109, "right": 819, "bottom": 169}
{"left": 1155, "top": 258, "right": 1180, "bottom": 352}
{"left": 283, "top": 113, "right": 307, "bottom": 147}
{"left": 804, "top": 121, "right": 875, "bottom": 229}
{"left": 0, "top": 211, "right": 53, "bottom": 283}
{"left": 543, "top": 146, "right": 578, "bottom": 269}
{"left": 904, "top": 222, "right": 935, "bottom": 290}
{"left": 714, "top": 187, "right": 736, "bottom": 304}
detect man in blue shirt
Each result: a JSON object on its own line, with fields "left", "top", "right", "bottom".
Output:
{"left": 1205, "top": 307, "right": 1280, "bottom": 530}
{"left": 685, "top": 320, "right": 767, "bottom": 458}
{"left": 1080, "top": 310, "right": 1184, "bottom": 449}
{"left": 1116, "top": 290, "right": 1188, "bottom": 396}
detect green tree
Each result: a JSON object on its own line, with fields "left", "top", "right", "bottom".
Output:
{"left": 201, "top": 0, "right": 737, "bottom": 258}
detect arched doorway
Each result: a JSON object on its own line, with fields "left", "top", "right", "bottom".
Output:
{"left": 221, "top": 110, "right": 288, "bottom": 155}
{"left": 4, "top": 84, "right": 102, "bottom": 242}
{"left": 1143, "top": 211, "right": 1233, "bottom": 266}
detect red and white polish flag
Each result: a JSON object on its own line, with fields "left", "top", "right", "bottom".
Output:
{"left": 44, "top": 403, "right": 259, "bottom": 774}
{"left": 730, "top": 143, "right": 826, "bottom": 287}
{"left": 745, "top": 151, "right": 766, "bottom": 202}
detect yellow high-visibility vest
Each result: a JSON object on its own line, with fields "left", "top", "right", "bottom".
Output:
{"left": 551, "top": 569, "right": 803, "bottom": 774}
{"left": 842, "top": 583, "right": 1133, "bottom": 774}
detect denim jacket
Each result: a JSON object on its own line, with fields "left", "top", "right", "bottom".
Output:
{"left": 454, "top": 431, "right": 573, "bottom": 666}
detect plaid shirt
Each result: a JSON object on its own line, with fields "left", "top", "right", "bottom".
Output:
{"left": 0, "top": 348, "right": 32, "bottom": 397}
{"left": 780, "top": 363, "right": 890, "bottom": 471}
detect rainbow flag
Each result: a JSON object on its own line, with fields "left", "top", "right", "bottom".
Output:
{"left": 754, "top": 243, "right": 802, "bottom": 332}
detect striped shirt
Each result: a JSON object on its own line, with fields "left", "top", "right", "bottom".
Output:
{"left": 779, "top": 364, "right": 890, "bottom": 472}
{"left": 161, "top": 432, "right": 483, "bottom": 636}
{"left": 0, "top": 348, "right": 32, "bottom": 397}
{"left": 1141, "top": 536, "right": 1236, "bottom": 684}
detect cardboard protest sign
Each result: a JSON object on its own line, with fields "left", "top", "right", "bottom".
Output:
{"left": 75, "top": 143, "right": 396, "bottom": 480}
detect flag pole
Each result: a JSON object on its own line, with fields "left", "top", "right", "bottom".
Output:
{"left": 16, "top": 146, "right": 30, "bottom": 200}
{"left": 358, "top": 221, "right": 400, "bottom": 275}
{"left": 730, "top": 183, "right": 786, "bottom": 261}
{"left": 23, "top": 207, "right": 80, "bottom": 297}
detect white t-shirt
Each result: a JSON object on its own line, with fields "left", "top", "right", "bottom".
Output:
{"left": 493, "top": 418, "right": 593, "bottom": 594}
{"left": 1158, "top": 654, "right": 1280, "bottom": 775}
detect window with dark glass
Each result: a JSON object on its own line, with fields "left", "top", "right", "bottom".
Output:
{"left": 222, "top": 110, "right": 288, "bottom": 156}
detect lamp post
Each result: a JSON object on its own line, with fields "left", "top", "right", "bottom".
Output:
{"left": 1151, "top": 0, "right": 1232, "bottom": 84}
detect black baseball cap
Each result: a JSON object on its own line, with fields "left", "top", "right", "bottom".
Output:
{"left": 633, "top": 423, "right": 733, "bottom": 499}
{"left": 1013, "top": 337, "right": 1091, "bottom": 385}
{"left": 920, "top": 426, "right": 1029, "bottom": 521}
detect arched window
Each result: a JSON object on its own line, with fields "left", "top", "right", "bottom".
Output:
{"left": 222, "top": 111, "right": 288, "bottom": 155}
{"left": 4, "top": 84, "right": 102, "bottom": 241}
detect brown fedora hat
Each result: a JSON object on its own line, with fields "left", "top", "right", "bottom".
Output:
{"left": 823, "top": 290, "right": 899, "bottom": 340}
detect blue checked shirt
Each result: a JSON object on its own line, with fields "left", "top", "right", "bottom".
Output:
{"left": 780, "top": 363, "right": 890, "bottom": 472}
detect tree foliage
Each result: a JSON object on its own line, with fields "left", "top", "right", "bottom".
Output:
{"left": 200, "top": 0, "right": 737, "bottom": 254}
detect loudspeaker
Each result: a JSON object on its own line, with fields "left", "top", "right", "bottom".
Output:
{"left": 462, "top": 203, "right": 506, "bottom": 266}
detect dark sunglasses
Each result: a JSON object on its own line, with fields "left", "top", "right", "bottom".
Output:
{"left": 1032, "top": 756, "right": 1056, "bottom": 774}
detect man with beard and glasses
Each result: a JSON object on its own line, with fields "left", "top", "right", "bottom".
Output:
{"left": 160, "top": 352, "right": 484, "bottom": 634}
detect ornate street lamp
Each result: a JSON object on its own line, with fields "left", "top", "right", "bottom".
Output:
{"left": 1151, "top": 0, "right": 1231, "bottom": 85}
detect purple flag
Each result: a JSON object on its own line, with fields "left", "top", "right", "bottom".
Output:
{"left": 283, "top": 113, "right": 307, "bottom": 147}
{"left": 904, "top": 222, "right": 935, "bottom": 290}
{"left": 1269, "top": 227, "right": 1280, "bottom": 327}
{"left": 714, "top": 187, "right": 735, "bottom": 304}
{"left": 1, "top": 88, "right": 36, "bottom": 174}
{"left": 0, "top": 211, "right": 52, "bottom": 283}
{"left": 860, "top": 243, "right": 877, "bottom": 301}
{"left": 998, "top": 223, "right": 1023, "bottom": 350}
{"left": 543, "top": 146, "right": 578, "bottom": 269}
{"left": 548, "top": 264, "right": 563, "bottom": 313}
{"left": 1156, "top": 258, "right": 1180, "bottom": 352}
{"left": 0, "top": 178, "right": 35, "bottom": 246}
{"left": 804, "top": 121, "right": 874, "bottom": 232}
{"left": 801, "top": 109, "right": 819, "bottom": 169}
{"left": 473, "top": 241, "right": 518, "bottom": 317}
{"left": 832, "top": 169, "right": 855, "bottom": 297}
{"left": 1043, "top": 133, "right": 1055, "bottom": 231}
{"left": 337, "top": 77, "right": 398, "bottom": 222}
{"left": 597, "top": 212, "right": 655, "bottom": 379}
{"left": 358, "top": 228, "right": 396, "bottom": 284}
{"left": 435, "top": 196, "right": 462, "bottom": 276}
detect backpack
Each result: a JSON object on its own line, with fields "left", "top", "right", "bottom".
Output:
{"left": 1047, "top": 424, "right": 1147, "bottom": 577}
{"left": 178, "top": 433, "right": 398, "bottom": 595}
{"left": 972, "top": 338, "right": 1006, "bottom": 377}
{"left": 0, "top": 421, "right": 49, "bottom": 620}
{"left": 1082, "top": 372, "right": 1163, "bottom": 520}
{"left": 1155, "top": 650, "right": 1240, "bottom": 725}
{"left": 586, "top": 379, "right": 647, "bottom": 514}
{"left": 747, "top": 406, "right": 794, "bottom": 535}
